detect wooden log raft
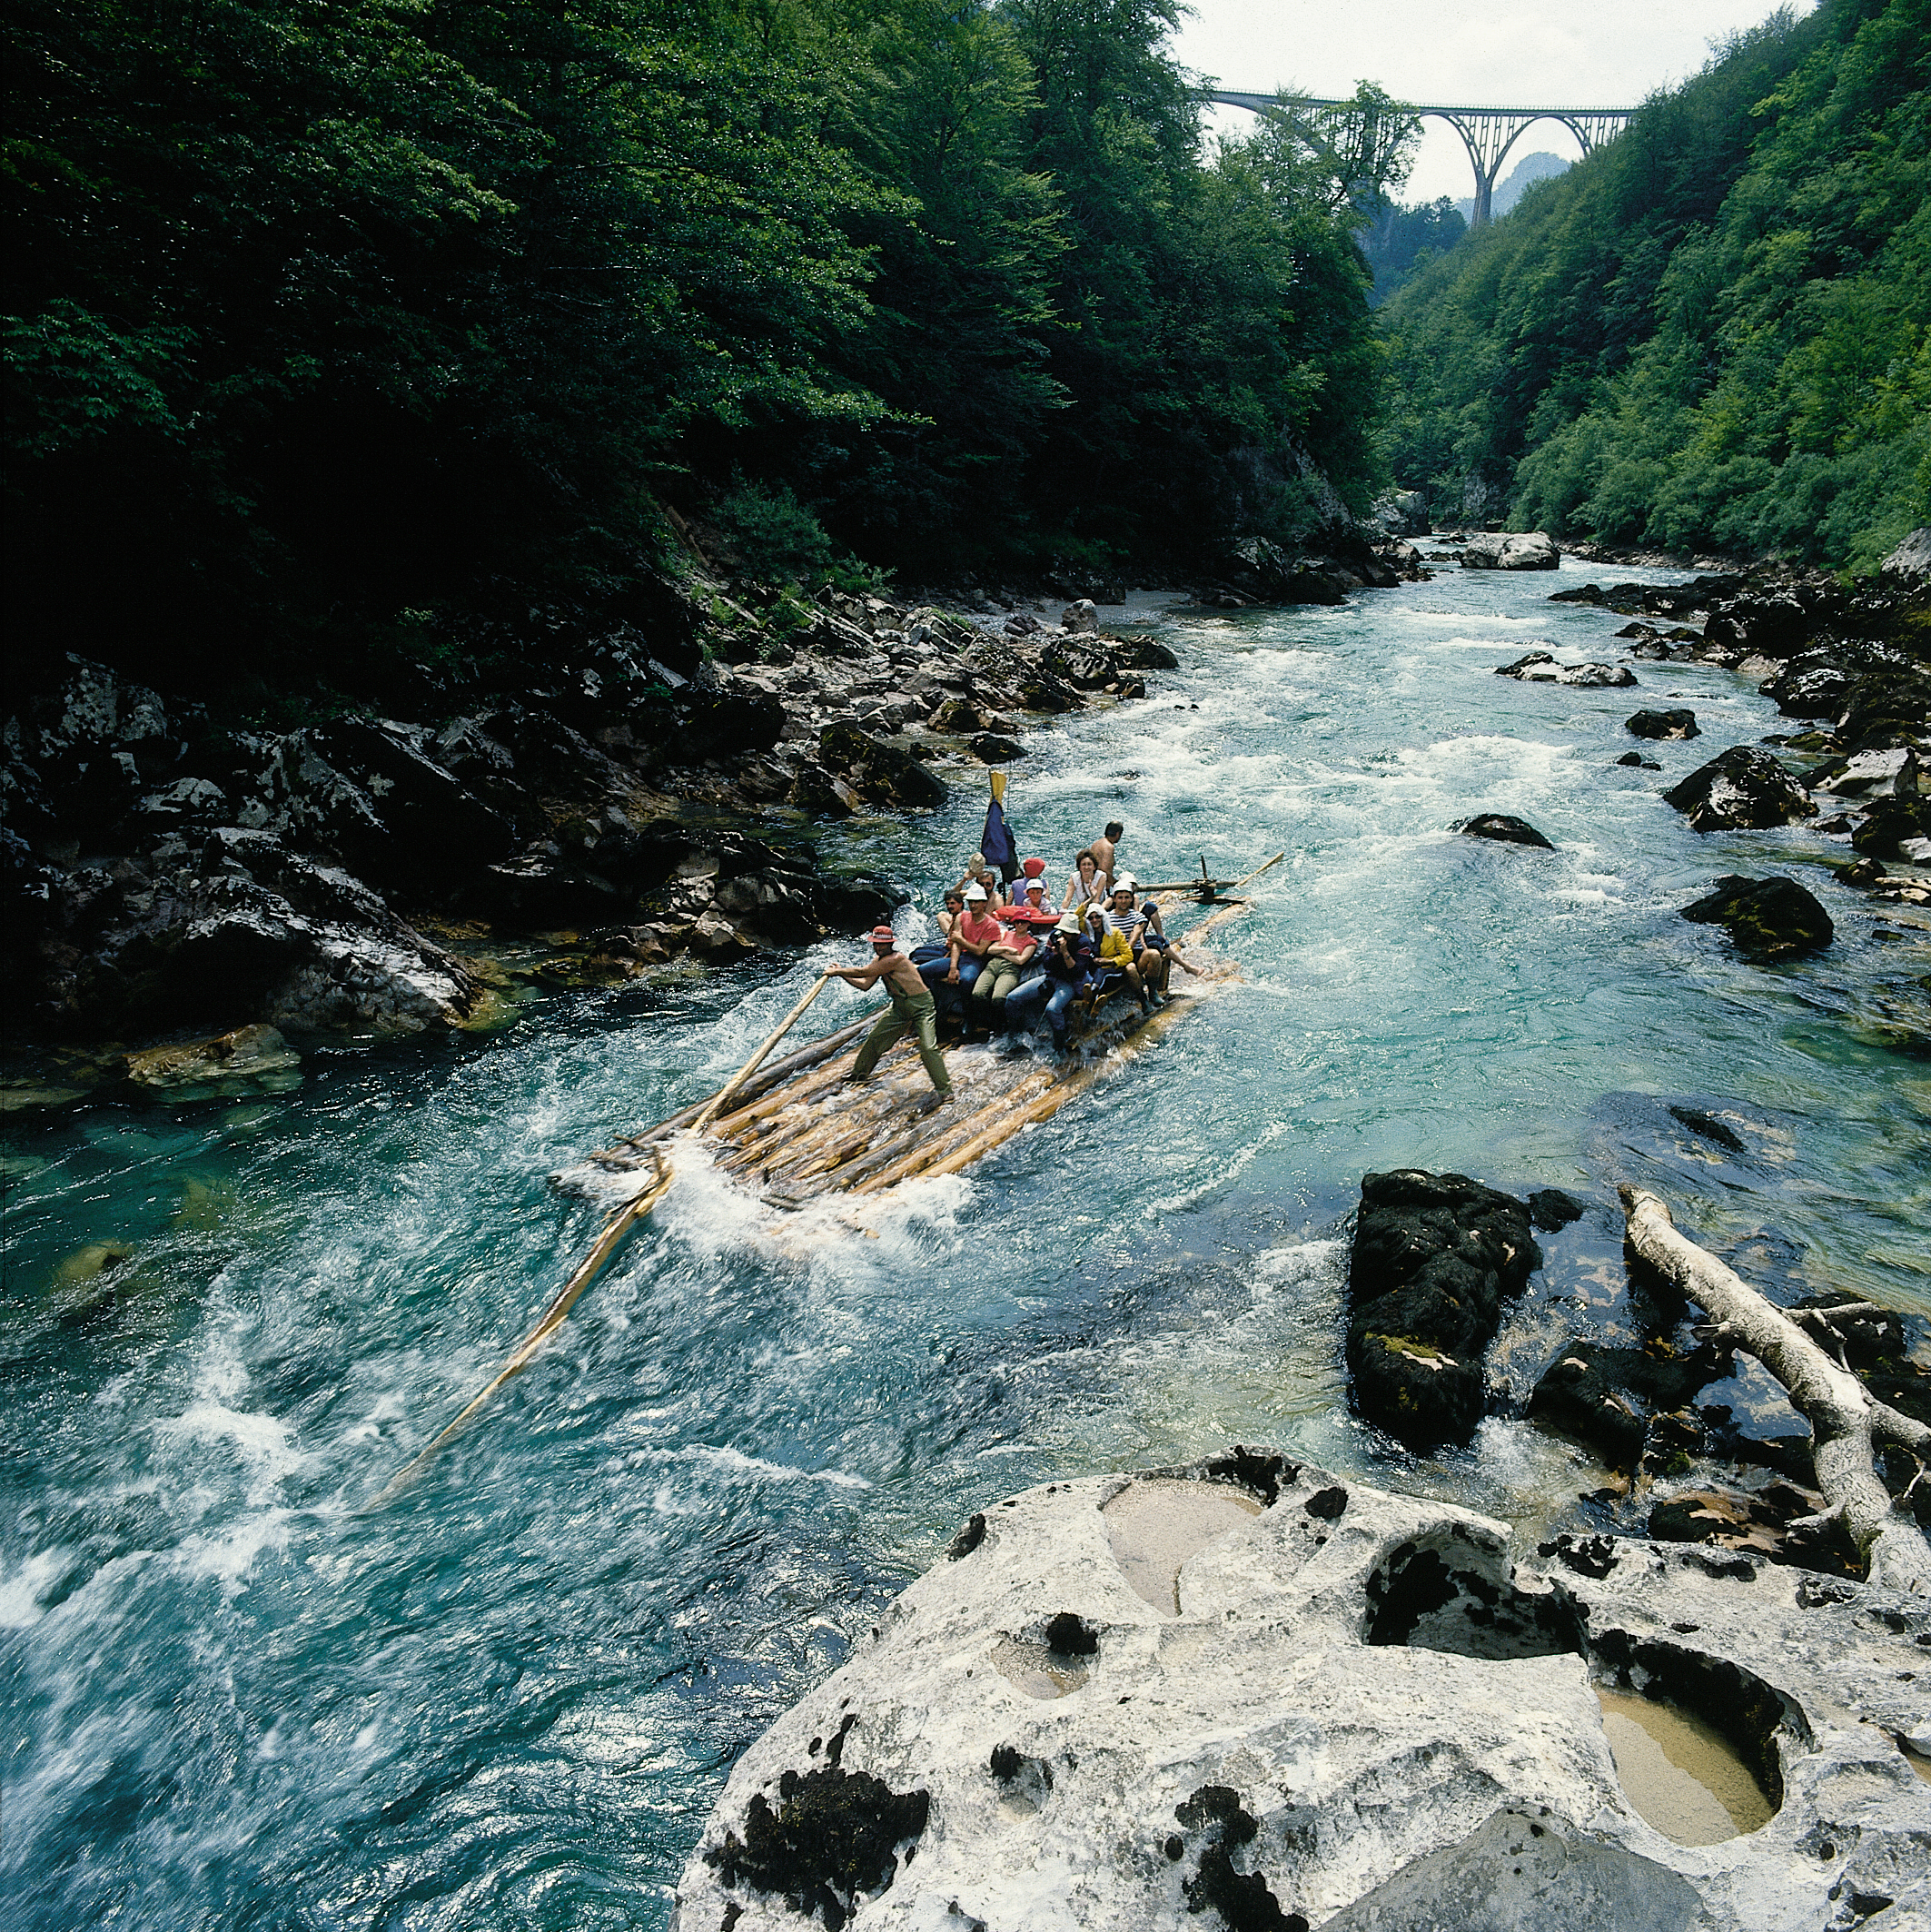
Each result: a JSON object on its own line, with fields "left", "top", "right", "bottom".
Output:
{"left": 1619, "top": 1184, "right": 1931, "bottom": 1593}
{"left": 377, "top": 852, "right": 1284, "bottom": 1501}
{"left": 691, "top": 852, "right": 1284, "bottom": 1210}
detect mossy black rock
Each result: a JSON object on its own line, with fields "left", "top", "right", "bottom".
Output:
{"left": 817, "top": 720, "right": 946, "bottom": 809}
{"left": 1680, "top": 874, "right": 1834, "bottom": 961}
{"left": 1850, "top": 790, "right": 1930, "bottom": 859}
{"left": 1457, "top": 813, "right": 1554, "bottom": 849}
{"left": 705, "top": 1763, "right": 929, "bottom": 1931}
{"left": 1625, "top": 708, "right": 1699, "bottom": 739}
{"left": 1663, "top": 746, "right": 1815, "bottom": 832}
{"left": 1527, "top": 1338, "right": 1729, "bottom": 1471}
{"left": 1346, "top": 1170, "right": 1541, "bottom": 1450}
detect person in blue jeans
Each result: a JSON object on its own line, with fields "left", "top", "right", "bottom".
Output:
{"left": 1004, "top": 911, "right": 1098, "bottom": 1051}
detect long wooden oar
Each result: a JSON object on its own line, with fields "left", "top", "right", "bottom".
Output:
{"left": 367, "top": 1149, "right": 674, "bottom": 1507}
{"left": 692, "top": 972, "right": 833, "bottom": 1133}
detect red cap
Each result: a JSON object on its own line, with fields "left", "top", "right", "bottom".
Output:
{"left": 869, "top": 926, "right": 896, "bottom": 945}
{"left": 1021, "top": 857, "right": 1046, "bottom": 877}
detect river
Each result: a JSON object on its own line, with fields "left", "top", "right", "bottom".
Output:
{"left": 4, "top": 559, "right": 1926, "bottom": 1929}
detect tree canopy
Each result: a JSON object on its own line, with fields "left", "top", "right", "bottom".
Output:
{"left": 3, "top": 0, "right": 1394, "bottom": 701}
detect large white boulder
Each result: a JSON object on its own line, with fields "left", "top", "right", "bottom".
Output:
{"left": 674, "top": 1455, "right": 1930, "bottom": 1932}
{"left": 1880, "top": 528, "right": 1931, "bottom": 585}
{"left": 1463, "top": 530, "right": 1561, "bottom": 570}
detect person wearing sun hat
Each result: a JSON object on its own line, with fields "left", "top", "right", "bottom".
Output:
{"left": 1094, "top": 876, "right": 1153, "bottom": 1007}
{"left": 1004, "top": 907, "right": 1098, "bottom": 1051}
{"left": 1003, "top": 871, "right": 1058, "bottom": 926}
{"left": 944, "top": 882, "right": 1005, "bottom": 1009}
{"left": 828, "top": 925, "right": 952, "bottom": 1103}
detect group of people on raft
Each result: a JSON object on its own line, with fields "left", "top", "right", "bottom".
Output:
{"left": 827, "top": 820, "right": 1207, "bottom": 1106}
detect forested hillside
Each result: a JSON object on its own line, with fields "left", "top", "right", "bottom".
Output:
{"left": 1380, "top": 0, "right": 1928, "bottom": 570}
{"left": 3, "top": 0, "right": 1394, "bottom": 705}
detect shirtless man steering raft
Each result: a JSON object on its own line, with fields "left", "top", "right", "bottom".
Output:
{"left": 831, "top": 926, "right": 954, "bottom": 1107}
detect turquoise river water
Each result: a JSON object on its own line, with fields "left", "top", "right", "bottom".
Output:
{"left": 4, "top": 560, "right": 1927, "bottom": 1929}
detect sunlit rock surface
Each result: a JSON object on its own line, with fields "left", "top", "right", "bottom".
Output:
{"left": 674, "top": 1455, "right": 1931, "bottom": 1932}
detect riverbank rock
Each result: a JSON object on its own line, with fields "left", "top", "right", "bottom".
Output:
{"left": 969, "top": 733, "right": 1025, "bottom": 764}
{"left": 1881, "top": 527, "right": 1931, "bottom": 585}
{"left": 1626, "top": 708, "right": 1699, "bottom": 740}
{"left": 1462, "top": 530, "right": 1560, "bottom": 570}
{"left": 674, "top": 1456, "right": 1931, "bottom": 1932}
{"left": 1458, "top": 813, "right": 1556, "bottom": 849}
{"left": 124, "top": 1022, "right": 302, "bottom": 1098}
{"left": 819, "top": 721, "right": 947, "bottom": 809}
{"left": 1371, "top": 487, "right": 1431, "bottom": 536}
{"left": 1680, "top": 875, "right": 1835, "bottom": 961}
{"left": 27, "top": 828, "right": 485, "bottom": 1035}
{"left": 1496, "top": 651, "right": 1638, "bottom": 688}
{"left": 1529, "top": 1339, "right": 1729, "bottom": 1471}
{"left": 1218, "top": 533, "right": 1404, "bottom": 605}
{"left": 1663, "top": 748, "right": 1816, "bottom": 833}
{"left": 1346, "top": 1170, "right": 1541, "bottom": 1449}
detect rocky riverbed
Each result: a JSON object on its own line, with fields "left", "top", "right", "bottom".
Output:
{"left": 0, "top": 590, "right": 1134, "bottom": 1073}
{"left": 0, "top": 524, "right": 1432, "bottom": 1103}
{"left": 5, "top": 525, "right": 1928, "bottom": 1932}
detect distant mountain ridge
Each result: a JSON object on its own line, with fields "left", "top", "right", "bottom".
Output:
{"left": 1454, "top": 150, "right": 1570, "bottom": 224}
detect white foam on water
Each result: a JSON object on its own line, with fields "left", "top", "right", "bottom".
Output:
{"left": 627, "top": 1443, "right": 871, "bottom": 1490}
{"left": 1430, "top": 633, "right": 1557, "bottom": 650}
{"left": 158, "top": 1402, "right": 312, "bottom": 1505}
{"left": 1143, "top": 1118, "right": 1292, "bottom": 1216}
{"left": 1252, "top": 1239, "right": 1345, "bottom": 1301}
{"left": 1401, "top": 733, "right": 1574, "bottom": 782}
{"left": 0, "top": 1546, "right": 70, "bottom": 1629}
{"left": 1394, "top": 607, "right": 1558, "bottom": 628}
{"left": 172, "top": 1506, "right": 294, "bottom": 1595}
{"left": 846, "top": 1169, "right": 976, "bottom": 1247}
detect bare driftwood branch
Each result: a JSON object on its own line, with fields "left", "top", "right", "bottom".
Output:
{"left": 1619, "top": 1184, "right": 1931, "bottom": 1593}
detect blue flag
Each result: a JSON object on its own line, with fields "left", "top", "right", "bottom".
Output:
{"left": 980, "top": 788, "right": 1017, "bottom": 881}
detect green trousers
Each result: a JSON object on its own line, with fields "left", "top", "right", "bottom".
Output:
{"left": 853, "top": 989, "right": 952, "bottom": 1094}
{"left": 974, "top": 961, "right": 1027, "bottom": 1004}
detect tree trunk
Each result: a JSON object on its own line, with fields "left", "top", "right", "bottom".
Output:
{"left": 1619, "top": 1184, "right": 1930, "bottom": 1593}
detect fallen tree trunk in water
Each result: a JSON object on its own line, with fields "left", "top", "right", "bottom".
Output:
{"left": 1619, "top": 1184, "right": 1931, "bottom": 1593}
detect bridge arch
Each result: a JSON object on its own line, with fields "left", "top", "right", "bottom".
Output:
{"left": 1206, "top": 93, "right": 1636, "bottom": 224}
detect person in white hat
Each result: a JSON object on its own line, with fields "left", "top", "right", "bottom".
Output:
{"left": 1094, "top": 877, "right": 1152, "bottom": 1008}
{"left": 944, "top": 884, "right": 1005, "bottom": 1006}
{"left": 1007, "top": 873, "right": 1057, "bottom": 921}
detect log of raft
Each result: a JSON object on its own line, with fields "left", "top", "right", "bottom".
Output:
{"left": 1619, "top": 1184, "right": 1931, "bottom": 1593}
{"left": 368, "top": 1147, "right": 676, "bottom": 1505}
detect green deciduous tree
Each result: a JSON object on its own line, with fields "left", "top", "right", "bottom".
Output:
{"left": 1380, "top": 0, "right": 1928, "bottom": 570}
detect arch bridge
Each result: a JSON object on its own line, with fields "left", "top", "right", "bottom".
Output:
{"left": 1207, "top": 92, "right": 1636, "bottom": 224}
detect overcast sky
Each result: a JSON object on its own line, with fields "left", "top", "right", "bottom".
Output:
{"left": 1173, "top": 1, "right": 1820, "bottom": 202}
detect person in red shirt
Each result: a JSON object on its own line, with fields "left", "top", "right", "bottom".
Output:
{"left": 946, "top": 886, "right": 1005, "bottom": 999}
